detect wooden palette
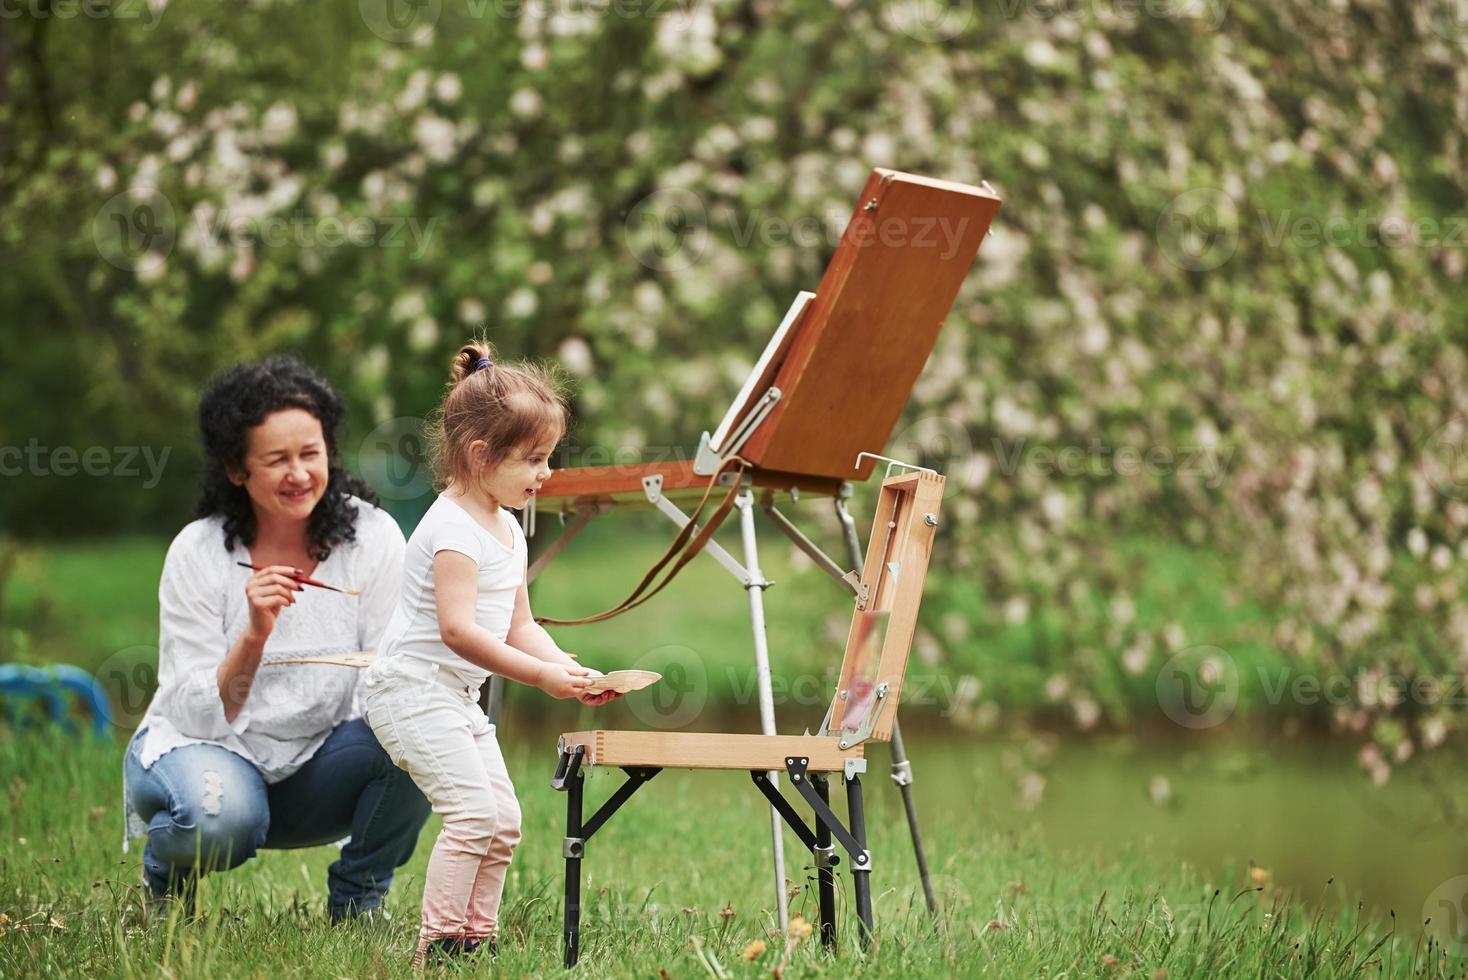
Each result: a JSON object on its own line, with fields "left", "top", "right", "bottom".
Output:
{"left": 584, "top": 670, "right": 662, "bottom": 695}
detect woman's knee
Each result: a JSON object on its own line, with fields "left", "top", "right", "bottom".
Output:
{"left": 150, "top": 775, "right": 270, "bottom": 870}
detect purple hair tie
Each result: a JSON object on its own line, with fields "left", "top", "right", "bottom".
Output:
{"left": 475, "top": 356, "right": 494, "bottom": 372}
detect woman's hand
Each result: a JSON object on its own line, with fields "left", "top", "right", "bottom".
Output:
{"left": 536, "top": 662, "right": 594, "bottom": 700}
{"left": 243, "top": 565, "right": 303, "bottom": 643}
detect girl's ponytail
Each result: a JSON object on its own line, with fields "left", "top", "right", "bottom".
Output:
{"left": 450, "top": 340, "right": 498, "bottom": 386}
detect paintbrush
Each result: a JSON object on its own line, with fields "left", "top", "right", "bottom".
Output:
{"left": 235, "top": 562, "right": 360, "bottom": 596}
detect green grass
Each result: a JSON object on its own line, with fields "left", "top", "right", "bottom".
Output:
{"left": 0, "top": 728, "right": 1448, "bottom": 978}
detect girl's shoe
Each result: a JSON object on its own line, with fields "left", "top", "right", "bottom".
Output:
{"left": 413, "top": 936, "right": 479, "bottom": 969}
{"left": 461, "top": 937, "right": 498, "bottom": 958}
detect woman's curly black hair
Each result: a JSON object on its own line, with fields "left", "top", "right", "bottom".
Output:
{"left": 194, "top": 356, "right": 378, "bottom": 561}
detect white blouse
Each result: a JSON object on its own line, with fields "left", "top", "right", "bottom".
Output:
{"left": 124, "top": 496, "right": 404, "bottom": 848}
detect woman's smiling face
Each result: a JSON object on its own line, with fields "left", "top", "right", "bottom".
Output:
{"left": 231, "top": 408, "right": 330, "bottom": 525}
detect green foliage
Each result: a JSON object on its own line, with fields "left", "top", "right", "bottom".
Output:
{"left": 2, "top": 0, "right": 1465, "bottom": 761}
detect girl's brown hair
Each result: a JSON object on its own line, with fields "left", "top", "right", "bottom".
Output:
{"left": 427, "top": 337, "right": 571, "bottom": 491}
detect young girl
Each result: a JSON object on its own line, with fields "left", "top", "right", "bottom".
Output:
{"left": 363, "top": 340, "right": 619, "bottom": 964}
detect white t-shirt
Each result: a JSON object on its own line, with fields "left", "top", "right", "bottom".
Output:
{"left": 124, "top": 496, "right": 405, "bottom": 848}
{"left": 376, "top": 494, "right": 527, "bottom": 687}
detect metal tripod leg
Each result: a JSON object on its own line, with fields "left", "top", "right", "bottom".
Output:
{"left": 558, "top": 749, "right": 585, "bottom": 968}
{"left": 810, "top": 773, "right": 838, "bottom": 949}
{"left": 834, "top": 486, "right": 938, "bottom": 915}
{"left": 846, "top": 773, "right": 874, "bottom": 945}
{"left": 736, "top": 488, "right": 790, "bottom": 931}
{"left": 484, "top": 673, "right": 504, "bottom": 726}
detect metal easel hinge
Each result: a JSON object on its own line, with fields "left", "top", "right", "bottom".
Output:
{"left": 693, "top": 387, "right": 781, "bottom": 476}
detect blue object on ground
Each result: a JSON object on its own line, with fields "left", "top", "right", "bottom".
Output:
{"left": 0, "top": 663, "right": 112, "bottom": 738}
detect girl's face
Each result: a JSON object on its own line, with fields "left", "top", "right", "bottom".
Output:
{"left": 231, "top": 408, "right": 331, "bottom": 526}
{"left": 477, "top": 435, "right": 556, "bottom": 510}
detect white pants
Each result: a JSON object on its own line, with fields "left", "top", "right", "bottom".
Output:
{"left": 362, "top": 656, "right": 522, "bottom": 946}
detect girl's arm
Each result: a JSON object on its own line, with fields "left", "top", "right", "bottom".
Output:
{"left": 434, "top": 551, "right": 591, "bottom": 698}
{"left": 506, "top": 580, "right": 579, "bottom": 668}
{"left": 506, "top": 569, "right": 623, "bottom": 707}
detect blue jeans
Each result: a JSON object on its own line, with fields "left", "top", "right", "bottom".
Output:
{"left": 125, "top": 718, "right": 431, "bottom": 918}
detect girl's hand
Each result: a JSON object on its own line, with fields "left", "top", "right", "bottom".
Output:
{"left": 537, "top": 662, "right": 593, "bottom": 700}
{"left": 578, "top": 689, "right": 623, "bottom": 707}
{"left": 244, "top": 565, "right": 303, "bottom": 644}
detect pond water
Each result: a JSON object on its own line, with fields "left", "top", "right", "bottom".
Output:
{"left": 889, "top": 726, "right": 1463, "bottom": 931}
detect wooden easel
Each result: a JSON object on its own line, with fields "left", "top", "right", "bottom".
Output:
{"left": 551, "top": 469, "right": 946, "bottom": 965}
{"left": 520, "top": 169, "right": 1001, "bottom": 935}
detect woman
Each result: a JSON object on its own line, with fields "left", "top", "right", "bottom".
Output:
{"left": 124, "top": 356, "right": 430, "bottom": 921}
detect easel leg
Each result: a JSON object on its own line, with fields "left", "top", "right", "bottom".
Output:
{"left": 845, "top": 774, "right": 874, "bottom": 947}
{"left": 563, "top": 766, "right": 584, "bottom": 967}
{"left": 888, "top": 721, "right": 937, "bottom": 915}
{"left": 736, "top": 488, "right": 790, "bottom": 931}
{"left": 835, "top": 487, "right": 937, "bottom": 916}
{"left": 810, "top": 773, "right": 837, "bottom": 949}
{"left": 484, "top": 674, "right": 505, "bottom": 726}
